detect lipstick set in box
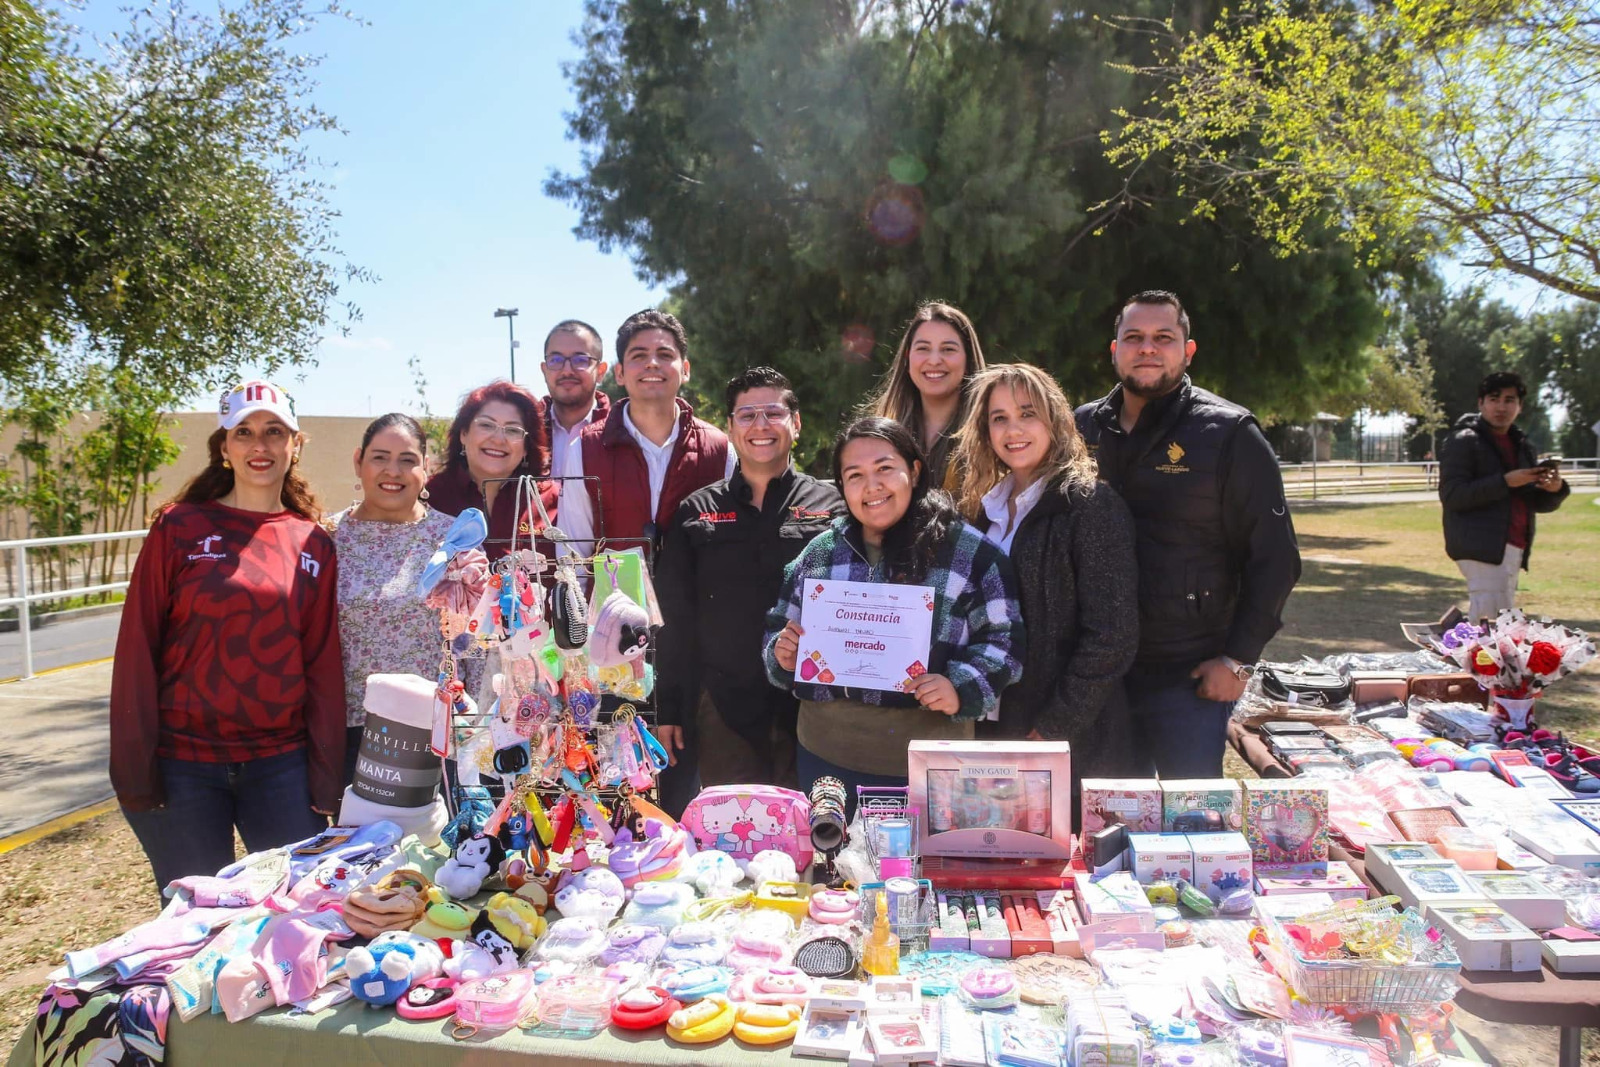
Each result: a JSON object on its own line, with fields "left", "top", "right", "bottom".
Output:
{"left": 929, "top": 889, "right": 1080, "bottom": 958}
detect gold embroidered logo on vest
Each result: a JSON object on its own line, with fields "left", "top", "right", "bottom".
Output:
{"left": 1155, "top": 440, "right": 1191, "bottom": 474}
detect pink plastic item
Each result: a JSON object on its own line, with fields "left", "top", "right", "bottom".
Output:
{"left": 679, "top": 786, "right": 813, "bottom": 871}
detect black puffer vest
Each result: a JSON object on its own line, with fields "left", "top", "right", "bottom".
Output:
{"left": 1076, "top": 378, "right": 1254, "bottom": 667}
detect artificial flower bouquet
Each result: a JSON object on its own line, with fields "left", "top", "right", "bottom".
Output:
{"left": 1432, "top": 610, "right": 1595, "bottom": 728}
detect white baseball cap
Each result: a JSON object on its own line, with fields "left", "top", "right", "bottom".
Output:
{"left": 219, "top": 380, "right": 299, "bottom": 432}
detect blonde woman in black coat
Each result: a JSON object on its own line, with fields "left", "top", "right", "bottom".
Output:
{"left": 954, "top": 364, "right": 1139, "bottom": 827}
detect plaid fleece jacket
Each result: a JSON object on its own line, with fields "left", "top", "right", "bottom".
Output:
{"left": 763, "top": 515, "right": 1025, "bottom": 722}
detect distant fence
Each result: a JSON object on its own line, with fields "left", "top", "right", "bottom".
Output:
{"left": 1281, "top": 458, "right": 1600, "bottom": 501}
{"left": 0, "top": 530, "right": 148, "bottom": 679}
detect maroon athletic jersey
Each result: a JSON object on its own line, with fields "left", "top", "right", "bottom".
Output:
{"left": 110, "top": 501, "right": 346, "bottom": 812}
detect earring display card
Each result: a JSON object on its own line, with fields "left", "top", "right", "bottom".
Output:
{"left": 1464, "top": 871, "right": 1567, "bottom": 930}
{"left": 1074, "top": 872, "right": 1155, "bottom": 931}
{"left": 1242, "top": 780, "right": 1329, "bottom": 875}
{"left": 795, "top": 1003, "right": 864, "bottom": 1061}
{"left": 1389, "top": 860, "right": 1485, "bottom": 912}
{"left": 865, "top": 1015, "right": 936, "bottom": 1065}
{"left": 1428, "top": 904, "right": 1542, "bottom": 972}
{"left": 1079, "top": 779, "right": 1163, "bottom": 836}
{"left": 1364, "top": 842, "right": 1441, "bottom": 886}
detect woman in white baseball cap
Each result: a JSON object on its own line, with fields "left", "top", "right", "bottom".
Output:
{"left": 109, "top": 379, "right": 347, "bottom": 899}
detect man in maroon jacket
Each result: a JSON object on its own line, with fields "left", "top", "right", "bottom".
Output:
{"left": 557, "top": 309, "right": 732, "bottom": 813}
{"left": 539, "top": 318, "right": 612, "bottom": 481}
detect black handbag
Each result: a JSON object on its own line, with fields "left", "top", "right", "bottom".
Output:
{"left": 1259, "top": 664, "right": 1351, "bottom": 707}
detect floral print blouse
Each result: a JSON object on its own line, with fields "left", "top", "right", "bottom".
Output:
{"left": 326, "top": 506, "right": 455, "bottom": 726}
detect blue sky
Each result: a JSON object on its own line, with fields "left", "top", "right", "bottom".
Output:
{"left": 76, "top": 0, "right": 663, "bottom": 417}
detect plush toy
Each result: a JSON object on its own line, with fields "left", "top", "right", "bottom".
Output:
{"left": 620, "top": 881, "right": 696, "bottom": 932}
{"left": 482, "top": 891, "right": 546, "bottom": 951}
{"left": 589, "top": 590, "right": 651, "bottom": 682}
{"left": 440, "top": 787, "right": 495, "bottom": 851}
{"left": 437, "top": 832, "right": 505, "bottom": 900}
{"left": 443, "top": 910, "right": 522, "bottom": 981}
{"left": 554, "top": 859, "right": 626, "bottom": 923}
{"left": 411, "top": 899, "right": 478, "bottom": 942}
{"left": 532, "top": 916, "right": 609, "bottom": 965}
{"left": 746, "top": 849, "right": 799, "bottom": 888}
{"left": 608, "top": 818, "right": 691, "bottom": 887}
{"left": 677, "top": 850, "right": 743, "bottom": 897}
{"left": 666, "top": 994, "right": 737, "bottom": 1043}
{"left": 345, "top": 932, "right": 446, "bottom": 1007}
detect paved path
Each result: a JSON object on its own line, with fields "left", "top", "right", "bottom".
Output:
{"left": 0, "top": 609, "right": 120, "bottom": 679}
{"left": 0, "top": 660, "right": 113, "bottom": 838}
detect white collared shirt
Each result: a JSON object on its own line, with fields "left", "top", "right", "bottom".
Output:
{"left": 980, "top": 473, "right": 1047, "bottom": 554}
{"left": 558, "top": 401, "right": 735, "bottom": 549}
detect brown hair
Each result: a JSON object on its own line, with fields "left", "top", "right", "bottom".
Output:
{"left": 867, "top": 301, "right": 988, "bottom": 442}
{"left": 441, "top": 380, "right": 549, "bottom": 482}
{"left": 165, "top": 427, "right": 321, "bottom": 521}
{"left": 953, "top": 363, "right": 1097, "bottom": 522}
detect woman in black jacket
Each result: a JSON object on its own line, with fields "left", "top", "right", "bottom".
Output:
{"left": 954, "top": 364, "right": 1139, "bottom": 827}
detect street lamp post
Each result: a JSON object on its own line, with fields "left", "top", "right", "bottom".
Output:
{"left": 494, "top": 307, "right": 520, "bottom": 381}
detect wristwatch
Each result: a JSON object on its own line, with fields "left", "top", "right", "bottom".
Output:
{"left": 1221, "top": 656, "right": 1256, "bottom": 680}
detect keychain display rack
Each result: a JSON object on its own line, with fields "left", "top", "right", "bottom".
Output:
{"left": 435, "top": 474, "right": 665, "bottom": 842}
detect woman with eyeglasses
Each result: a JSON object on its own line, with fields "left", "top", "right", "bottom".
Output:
{"left": 425, "top": 380, "right": 558, "bottom": 561}
{"left": 325, "top": 414, "right": 459, "bottom": 784}
{"left": 111, "top": 381, "right": 344, "bottom": 898}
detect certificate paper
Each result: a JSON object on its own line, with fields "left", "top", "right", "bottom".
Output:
{"left": 795, "top": 579, "right": 934, "bottom": 694}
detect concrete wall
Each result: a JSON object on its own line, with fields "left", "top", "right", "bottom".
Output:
{"left": 2, "top": 411, "right": 376, "bottom": 539}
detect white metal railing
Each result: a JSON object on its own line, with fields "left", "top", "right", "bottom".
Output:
{"left": 0, "top": 529, "right": 148, "bottom": 680}
{"left": 1280, "top": 457, "right": 1599, "bottom": 500}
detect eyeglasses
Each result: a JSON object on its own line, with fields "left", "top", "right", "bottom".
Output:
{"left": 731, "top": 405, "right": 794, "bottom": 427}
{"left": 470, "top": 417, "right": 527, "bottom": 441}
{"left": 544, "top": 354, "right": 597, "bottom": 371}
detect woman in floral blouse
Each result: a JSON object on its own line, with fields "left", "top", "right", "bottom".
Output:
{"left": 325, "top": 414, "right": 455, "bottom": 783}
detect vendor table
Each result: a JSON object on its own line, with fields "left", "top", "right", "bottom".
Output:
{"left": 1229, "top": 718, "right": 1600, "bottom": 1067}
{"left": 5, "top": 997, "right": 810, "bottom": 1067}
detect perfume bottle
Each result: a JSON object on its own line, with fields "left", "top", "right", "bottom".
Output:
{"left": 861, "top": 894, "right": 900, "bottom": 977}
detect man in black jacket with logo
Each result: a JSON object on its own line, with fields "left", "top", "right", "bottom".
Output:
{"left": 1076, "top": 291, "right": 1301, "bottom": 777}
{"left": 1439, "top": 371, "right": 1569, "bottom": 621}
{"left": 656, "top": 368, "right": 842, "bottom": 797}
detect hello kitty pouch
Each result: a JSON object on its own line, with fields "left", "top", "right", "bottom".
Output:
{"left": 679, "top": 786, "right": 812, "bottom": 871}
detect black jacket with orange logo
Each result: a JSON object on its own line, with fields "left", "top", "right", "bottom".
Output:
{"left": 1076, "top": 376, "right": 1301, "bottom": 674}
{"left": 655, "top": 466, "right": 842, "bottom": 744}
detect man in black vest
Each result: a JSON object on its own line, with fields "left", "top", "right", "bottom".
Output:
{"left": 656, "top": 368, "right": 841, "bottom": 792}
{"left": 1076, "top": 290, "right": 1301, "bottom": 777}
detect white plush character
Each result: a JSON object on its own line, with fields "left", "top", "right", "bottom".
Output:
{"left": 745, "top": 849, "right": 799, "bottom": 888}
{"left": 436, "top": 832, "right": 504, "bottom": 900}
{"left": 676, "top": 850, "right": 744, "bottom": 897}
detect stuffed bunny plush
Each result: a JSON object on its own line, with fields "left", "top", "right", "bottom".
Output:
{"left": 676, "top": 850, "right": 743, "bottom": 897}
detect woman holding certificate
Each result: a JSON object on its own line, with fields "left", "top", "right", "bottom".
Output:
{"left": 954, "top": 364, "right": 1139, "bottom": 810}
{"left": 764, "top": 417, "right": 1024, "bottom": 810}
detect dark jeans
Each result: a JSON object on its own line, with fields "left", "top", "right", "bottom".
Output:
{"left": 797, "top": 744, "right": 909, "bottom": 825}
{"left": 1126, "top": 673, "right": 1236, "bottom": 778}
{"left": 123, "top": 748, "right": 328, "bottom": 900}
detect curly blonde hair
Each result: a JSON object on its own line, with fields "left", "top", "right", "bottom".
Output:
{"left": 953, "top": 363, "right": 1097, "bottom": 522}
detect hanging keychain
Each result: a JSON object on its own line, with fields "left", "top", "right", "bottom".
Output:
{"left": 625, "top": 705, "right": 671, "bottom": 773}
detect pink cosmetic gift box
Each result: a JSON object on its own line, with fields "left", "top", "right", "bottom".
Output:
{"left": 909, "top": 740, "right": 1072, "bottom": 860}
{"left": 1242, "top": 779, "right": 1329, "bottom": 876}
{"left": 1080, "top": 778, "right": 1163, "bottom": 836}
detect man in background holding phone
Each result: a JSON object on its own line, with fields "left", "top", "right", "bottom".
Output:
{"left": 1439, "top": 371, "right": 1570, "bottom": 620}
